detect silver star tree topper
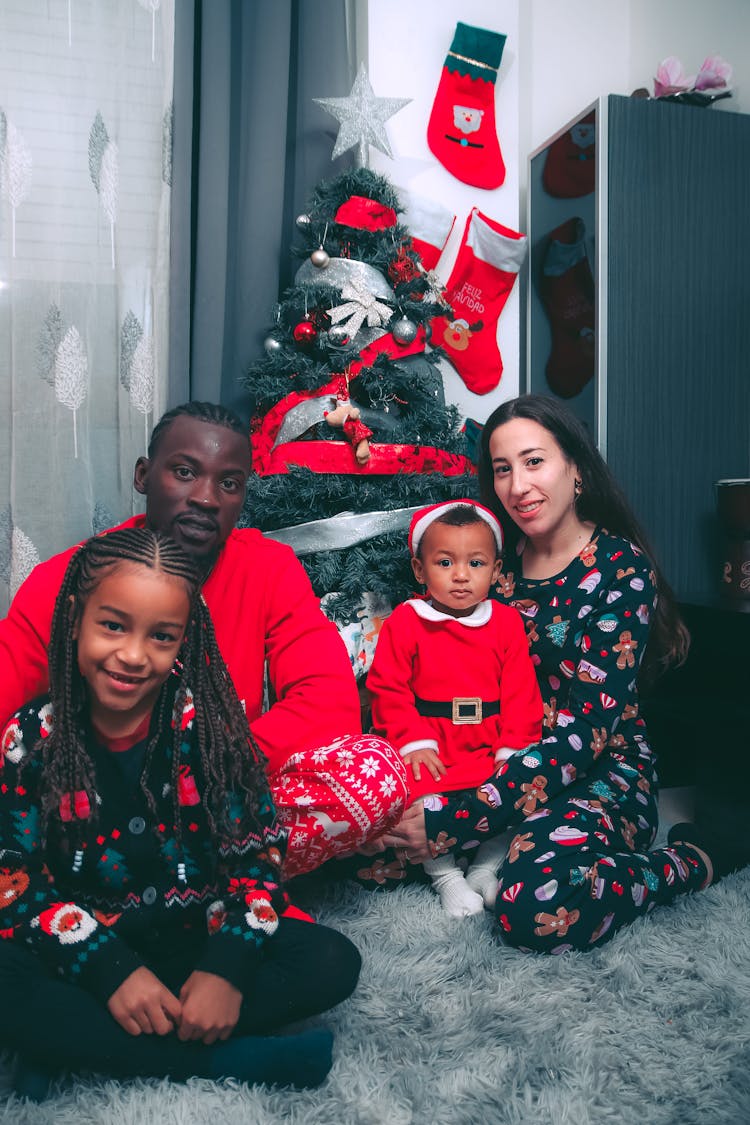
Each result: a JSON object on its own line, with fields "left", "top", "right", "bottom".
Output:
{"left": 314, "top": 63, "right": 411, "bottom": 167}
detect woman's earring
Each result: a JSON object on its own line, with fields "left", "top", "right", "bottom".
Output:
{"left": 574, "top": 478, "right": 583, "bottom": 498}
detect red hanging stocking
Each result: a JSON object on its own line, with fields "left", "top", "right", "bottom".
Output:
{"left": 427, "top": 23, "right": 507, "bottom": 189}
{"left": 400, "top": 189, "right": 455, "bottom": 270}
{"left": 539, "top": 217, "right": 595, "bottom": 398}
{"left": 431, "top": 209, "right": 526, "bottom": 395}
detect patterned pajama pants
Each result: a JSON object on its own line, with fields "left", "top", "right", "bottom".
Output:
{"left": 425, "top": 744, "right": 710, "bottom": 953}
{"left": 272, "top": 734, "right": 409, "bottom": 880}
{"left": 349, "top": 742, "right": 710, "bottom": 952}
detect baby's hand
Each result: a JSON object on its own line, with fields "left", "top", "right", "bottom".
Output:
{"left": 403, "top": 748, "right": 446, "bottom": 783}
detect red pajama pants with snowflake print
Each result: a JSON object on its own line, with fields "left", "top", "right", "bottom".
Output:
{"left": 271, "top": 734, "right": 409, "bottom": 879}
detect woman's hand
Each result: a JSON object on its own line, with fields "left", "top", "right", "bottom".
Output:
{"left": 107, "top": 966, "right": 181, "bottom": 1036}
{"left": 380, "top": 801, "right": 431, "bottom": 863}
{"left": 403, "top": 747, "right": 446, "bottom": 783}
{"left": 177, "top": 970, "right": 242, "bottom": 1044}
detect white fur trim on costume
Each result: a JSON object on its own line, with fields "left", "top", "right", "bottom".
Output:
{"left": 406, "top": 598, "right": 493, "bottom": 627}
{"left": 399, "top": 737, "right": 440, "bottom": 758}
{"left": 408, "top": 501, "right": 503, "bottom": 558}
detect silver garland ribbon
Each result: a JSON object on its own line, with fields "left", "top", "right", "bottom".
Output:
{"left": 328, "top": 279, "right": 394, "bottom": 339}
{"left": 294, "top": 255, "right": 393, "bottom": 298}
{"left": 264, "top": 506, "right": 424, "bottom": 555}
{"left": 272, "top": 395, "right": 339, "bottom": 449}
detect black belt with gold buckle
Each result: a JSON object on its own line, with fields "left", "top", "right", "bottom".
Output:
{"left": 414, "top": 696, "right": 500, "bottom": 725}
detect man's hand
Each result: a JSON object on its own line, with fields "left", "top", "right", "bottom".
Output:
{"left": 403, "top": 747, "right": 446, "bottom": 784}
{"left": 177, "top": 970, "right": 242, "bottom": 1044}
{"left": 107, "top": 966, "right": 181, "bottom": 1037}
{"left": 380, "top": 801, "right": 431, "bottom": 863}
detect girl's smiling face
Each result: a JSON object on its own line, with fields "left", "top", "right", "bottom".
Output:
{"left": 489, "top": 417, "right": 581, "bottom": 544}
{"left": 73, "top": 563, "right": 191, "bottom": 739}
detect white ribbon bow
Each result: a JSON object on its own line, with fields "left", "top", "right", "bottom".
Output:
{"left": 328, "top": 280, "right": 393, "bottom": 338}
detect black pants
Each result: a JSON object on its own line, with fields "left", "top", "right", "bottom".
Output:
{"left": 0, "top": 919, "right": 360, "bottom": 1080}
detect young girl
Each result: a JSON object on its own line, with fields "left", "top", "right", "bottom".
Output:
{"left": 367, "top": 501, "right": 543, "bottom": 917}
{"left": 0, "top": 528, "right": 360, "bottom": 1098}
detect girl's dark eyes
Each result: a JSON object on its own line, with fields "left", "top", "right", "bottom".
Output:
{"left": 102, "top": 620, "right": 123, "bottom": 632}
{"left": 153, "top": 631, "right": 177, "bottom": 643}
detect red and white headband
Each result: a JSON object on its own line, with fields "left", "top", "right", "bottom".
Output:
{"left": 408, "top": 501, "right": 503, "bottom": 557}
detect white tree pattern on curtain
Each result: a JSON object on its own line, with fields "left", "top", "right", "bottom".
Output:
{"left": 0, "top": 4, "right": 175, "bottom": 617}
{"left": 130, "top": 334, "right": 156, "bottom": 448}
{"left": 0, "top": 118, "right": 32, "bottom": 258}
{"left": 54, "top": 325, "right": 88, "bottom": 459}
{"left": 10, "top": 527, "right": 41, "bottom": 601}
{"left": 88, "top": 112, "right": 119, "bottom": 270}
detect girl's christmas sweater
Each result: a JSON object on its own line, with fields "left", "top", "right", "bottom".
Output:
{"left": 0, "top": 680, "right": 288, "bottom": 1004}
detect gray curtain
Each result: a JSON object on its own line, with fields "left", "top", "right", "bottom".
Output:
{"left": 169, "top": 0, "right": 364, "bottom": 419}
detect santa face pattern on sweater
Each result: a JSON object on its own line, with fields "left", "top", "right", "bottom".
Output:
{"left": 420, "top": 530, "right": 709, "bottom": 951}
{"left": 0, "top": 681, "right": 288, "bottom": 1003}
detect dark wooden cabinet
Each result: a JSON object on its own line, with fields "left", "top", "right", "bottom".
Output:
{"left": 528, "top": 94, "right": 750, "bottom": 605}
{"left": 642, "top": 599, "right": 750, "bottom": 792}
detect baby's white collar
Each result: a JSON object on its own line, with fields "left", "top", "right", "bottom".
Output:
{"left": 406, "top": 598, "right": 492, "bottom": 627}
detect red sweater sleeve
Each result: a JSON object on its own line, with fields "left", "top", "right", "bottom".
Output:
{"left": 0, "top": 548, "right": 75, "bottom": 726}
{"left": 493, "top": 604, "right": 544, "bottom": 749}
{"left": 203, "top": 532, "right": 361, "bottom": 773}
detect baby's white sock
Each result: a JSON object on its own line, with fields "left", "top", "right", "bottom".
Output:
{"left": 423, "top": 854, "right": 484, "bottom": 918}
{"left": 465, "top": 832, "right": 512, "bottom": 908}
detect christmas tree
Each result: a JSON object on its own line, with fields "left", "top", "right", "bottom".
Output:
{"left": 241, "top": 168, "right": 479, "bottom": 675}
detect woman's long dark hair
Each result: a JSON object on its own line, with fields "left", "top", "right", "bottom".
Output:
{"left": 31, "top": 527, "right": 269, "bottom": 853}
{"left": 478, "top": 394, "right": 689, "bottom": 684}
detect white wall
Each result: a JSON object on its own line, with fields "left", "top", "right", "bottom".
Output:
{"left": 368, "top": 0, "right": 750, "bottom": 423}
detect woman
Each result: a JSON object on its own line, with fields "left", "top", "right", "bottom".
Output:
{"left": 382, "top": 394, "right": 747, "bottom": 952}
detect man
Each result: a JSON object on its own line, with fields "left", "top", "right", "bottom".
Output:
{"left": 0, "top": 402, "right": 407, "bottom": 876}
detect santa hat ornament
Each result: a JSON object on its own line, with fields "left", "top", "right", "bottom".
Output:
{"left": 408, "top": 500, "right": 503, "bottom": 557}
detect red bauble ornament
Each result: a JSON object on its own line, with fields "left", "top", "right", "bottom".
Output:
{"left": 293, "top": 319, "right": 318, "bottom": 348}
{"left": 388, "top": 248, "right": 421, "bottom": 286}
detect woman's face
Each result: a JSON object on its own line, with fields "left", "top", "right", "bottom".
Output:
{"left": 488, "top": 417, "right": 581, "bottom": 542}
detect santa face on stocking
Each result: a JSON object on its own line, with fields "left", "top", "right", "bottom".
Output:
{"left": 453, "top": 105, "right": 484, "bottom": 135}
{"left": 427, "top": 23, "right": 507, "bottom": 189}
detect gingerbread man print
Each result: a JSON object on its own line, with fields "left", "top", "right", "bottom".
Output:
{"left": 514, "top": 775, "right": 549, "bottom": 815}
{"left": 507, "top": 831, "right": 535, "bottom": 863}
{"left": 534, "top": 906, "right": 580, "bottom": 938}
{"left": 613, "top": 630, "right": 638, "bottom": 670}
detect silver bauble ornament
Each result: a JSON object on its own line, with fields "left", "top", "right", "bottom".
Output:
{"left": 392, "top": 315, "right": 418, "bottom": 345}
{"left": 295, "top": 213, "right": 312, "bottom": 230}
{"left": 311, "top": 247, "right": 330, "bottom": 269}
{"left": 327, "top": 324, "right": 351, "bottom": 347}
{"left": 263, "top": 334, "right": 283, "bottom": 356}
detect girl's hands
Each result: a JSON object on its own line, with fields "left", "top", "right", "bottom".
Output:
{"left": 178, "top": 970, "right": 242, "bottom": 1044}
{"left": 403, "top": 747, "right": 446, "bottom": 783}
{"left": 107, "top": 966, "right": 181, "bottom": 1036}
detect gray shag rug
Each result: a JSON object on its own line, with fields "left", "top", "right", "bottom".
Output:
{"left": 2, "top": 858, "right": 750, "bottom": 1125}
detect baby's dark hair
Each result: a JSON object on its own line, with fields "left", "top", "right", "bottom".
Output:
{"left": 416, "top": 505, "right": 500, "bottom": 558}
{"left": 32, "top": 527, "right": 269, "bottom": 857}
{"left": 147, "top": 401, "right": 246, "bottom": 458}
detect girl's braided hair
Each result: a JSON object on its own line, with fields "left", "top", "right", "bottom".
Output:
{"left": 31, "top": 527, "right": 269, "bottom": 854}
